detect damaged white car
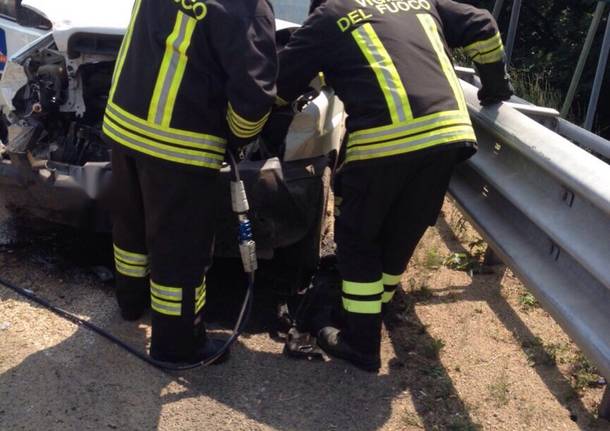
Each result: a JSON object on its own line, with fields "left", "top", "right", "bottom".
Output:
{"left": 0, "top": 0, "right": 346, "bottom": 294}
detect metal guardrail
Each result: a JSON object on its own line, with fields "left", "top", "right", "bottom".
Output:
{"left": 456, "top": 66, "right": 610, "bottom": 162}
{"left": 450, "top": 80, "right": 610, "bottom": 418}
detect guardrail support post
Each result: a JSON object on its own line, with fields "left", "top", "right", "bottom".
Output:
{"left": 505, "top": 0, "right": 522, "bottom": 63}
{"left": 600, "top": 387, "right": 610, "bottom": 420}
{"left": 561, "top": 1, "right": 606, "bottom": 119}
{"left": 483, "top": 248, "right": 504, "bottom": 267}
{"left": 492, "top": 0, "right": 505, "bottom": 19}
{"left": 584, "top": 7, "right": 610, "bottom": 131}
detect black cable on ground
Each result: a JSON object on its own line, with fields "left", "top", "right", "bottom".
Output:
{"left": 0, "top": 273, "right": 254, "bottom": 371}
{"left": 0, "top": 150, "right": 255, "bottom": 371}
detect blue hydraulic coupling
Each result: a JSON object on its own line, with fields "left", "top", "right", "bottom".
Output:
{"left": 231, "top": 179, "right": 258, "bottom": 274}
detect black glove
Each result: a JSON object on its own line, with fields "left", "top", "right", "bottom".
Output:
{"left": 475, "top": 61, "right": 514, "bottom": 106}
{"left": 259, "top": 105, "right": 295, "bottom": 158}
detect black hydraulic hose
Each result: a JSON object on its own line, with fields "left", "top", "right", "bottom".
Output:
{"left": 0, "top": 150, "right": 255, "bottom": 371}
{"left": 0, "top": 273, "right": 254, "bottom": 370}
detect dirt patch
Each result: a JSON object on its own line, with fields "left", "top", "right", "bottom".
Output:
{"left": 0, "top": 200, "right": 607, "bottom": 430}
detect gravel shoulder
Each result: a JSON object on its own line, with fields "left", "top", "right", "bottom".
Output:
{"left": 0, "top": 201, "right": 607, "bottom": 431}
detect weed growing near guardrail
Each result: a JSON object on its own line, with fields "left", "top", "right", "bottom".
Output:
{"left": 424, "top": 247, "right": 444, "bottom": 270}
{"left": 571, "top": 352, "right": 604, "bottom": 392}
{"left": 488, "top": 370, "right": 511, "bottom": 407}
{"left": 519, "top": 292, "right": 540, "bottom": 310}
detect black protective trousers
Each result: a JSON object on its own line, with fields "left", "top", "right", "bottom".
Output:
{"left": 110, "top": 144, "right": 219, "bottom": 361}
{"left": 334, "top": 148, "right": 460, "bottom": 354}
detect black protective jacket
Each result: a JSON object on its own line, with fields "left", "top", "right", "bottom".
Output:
{"left": 278, "top": 0, "right": 510, "bottom": 166}
{"left": 103, "top": 0, "right": 277, "bottom": 170}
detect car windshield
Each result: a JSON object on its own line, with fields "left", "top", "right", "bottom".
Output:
{"left": 269, "top": 0, "right": 309, "bottom": 24}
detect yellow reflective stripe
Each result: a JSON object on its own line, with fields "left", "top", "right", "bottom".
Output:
{"left": 195, "top": 289, "right": 206, "bottom": 314}
{"left": 150, "top": 281, "right": 183, "bottom": 301}
{"left": 108, "top": 101, "right": 226, "bottom": 145}
{"left": 113, "top": 244, "right": 148, "bottom": 265}
{"left": 342, "top": 297, "right": 382, "bottom": 314}
{"left": 106, "top": 102, "right": 227, "bottom": 144}
{"left": 342, "top": 280, "right": 383, "bottom": 296}
{"left": 103, "top": 118, "right": 224, "bottom": 169}
{"left": 463, "top": 32, "right": 503, "bottom": 59}
{"left": 115, "top": 260, "right": 150, "bottom": 278}
{"left": 103, "top": 116, "right": 222, "bottom": 161}
{"left": 227, "top": 104, "right": 270, "bottom": 138}
{"left": 352, "top": 23, "right": 412, "bottom": 124}
{"left": 350, "top": 110, "right": 467, "bottom": 140}
{"left": 162, "top": 17, "right": 197, "bottom": 127}
{"left": 228, "top": 104, "right": 270, "bottom": 128}
{"left": 346, "top": 127, "right": 476, "bottom": 162}
{"left": 474, "top": 45, "right": 504, "bottom": 64}
{"left": 351, "top": 124, "right": 474, "bottom": 152}
{"left": 417, "top": 14, "right": 467, "bottom": 113}
{"left": 383, "top": 273, "right": 402, "bottom": 286}
{"left": 109, "top": 0, "right": 142, "bottom": 101}
{"left": 148, "top": 12, "right": 183, "bottom": 123}
{"left": 382, "top": 290, "right": 396, "bottom": 304}
{"left": 151, "top": 296, "right": 182, "bottom": 316}
{"left": 148, "top": 12, "right": 197, "bottom": 127}
{"left": 349, "top": 111, "right": 471, "bottom": 146}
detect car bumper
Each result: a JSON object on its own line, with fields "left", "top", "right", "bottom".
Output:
{"left": 0, "top": 152, "right": 329, "bottom": 258}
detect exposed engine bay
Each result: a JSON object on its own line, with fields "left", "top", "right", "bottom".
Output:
{"left": 2, "top": 34, "right": 114, "bottom": 166}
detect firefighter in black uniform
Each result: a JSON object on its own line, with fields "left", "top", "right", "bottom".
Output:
{"left": 277, "top": 0, "right": 512, "bottom": 371}
{"left": 103, "top": 0, "right": 277, "bottom": 364}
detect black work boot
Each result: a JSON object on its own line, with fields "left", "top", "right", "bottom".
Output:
{"left": 150, "top": 315, "right": 230, "bottom": 366}
{"left": 193, "top": 337, "right": 231, "bottom": 365}
{"left": 150, "top": 337, "right": 230, "bottom": 366}
{"left": 317, "top": 326, "right": 381, "bottom": 372}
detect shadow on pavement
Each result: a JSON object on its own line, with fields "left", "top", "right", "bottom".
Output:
{"left": 434, "top": 216, "right": 604, "bottom": 429}
{"left": 1, "top": 214, "right": 481, "bottom": 430}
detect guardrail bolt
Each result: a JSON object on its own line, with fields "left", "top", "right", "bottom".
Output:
{"left": 549, "top": 242, "right": 561, "bottom": 261}
{"left": 561, "top": 188, "right": 575, "bottom": 207}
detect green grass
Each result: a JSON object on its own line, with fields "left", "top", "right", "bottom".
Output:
{"left": 424, "top": 248, "right": 444, "bottom": 269}
{"left": 571, "top": 352, "right": 602, "bottom": 391}
{"left": 446, "top": 419, "right": 483, "bottom": 431}
{"left": 402, "top": 411, "right": 424, "bottom": 428}
{"left": 510, "top": 68, "right": 563, "bottom": 110}
{"left": 519, "top": 292, "right": 540, "bottom": 310}
{"left": 411, "top": 283, "right": 434, "bottom": 301}
{"left": 421, "top": 338, "right": 446, "bottom": 360}
{"left": 488, "top": 372, "right": 510, "bottom": 407}
{"left": 521, "top": 337, "right": 563, "bottom": 367}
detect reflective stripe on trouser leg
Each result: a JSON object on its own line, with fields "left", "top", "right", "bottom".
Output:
{"left": 342, "top": 280, "right": 383, "bottom": 314}
{"left": 195, "top": 278, "right": 206, "bottom": 315}
{"left": 150, "top": 280, "right": 183, "bottom": 317}
{"left": 113, "top": 244, "right": 149, "bottom": 278}
{"left": 150, "top": 278, "right": 206, "bottom": 317}
{"left": 382, "top": 273, "right": 402, "bottom": 304}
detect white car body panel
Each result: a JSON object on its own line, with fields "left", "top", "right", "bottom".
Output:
{"left": 22, "top": 0, "right": 132, "bottom": 51}
{"left": 0, "top": 18, "right": 44, "bottom": 64}
{"left": 19, "top": 1, "right": 298, "bottom": 52}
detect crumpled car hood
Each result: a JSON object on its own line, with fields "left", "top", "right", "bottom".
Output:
{"left": 21, "top": 0, "right": 132, "bottom": 51}
{"left": 21, "top": 0, "right": 297, "bottom": 51}
{"left": 22, "top": 0, "right": 132, "bottom": 31}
